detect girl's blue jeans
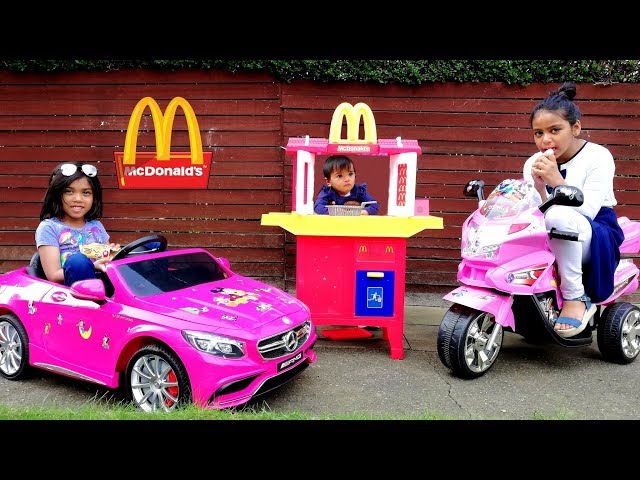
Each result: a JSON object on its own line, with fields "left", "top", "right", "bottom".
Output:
{"left": 63, "top": 253, "right": 97, "bottom": 286}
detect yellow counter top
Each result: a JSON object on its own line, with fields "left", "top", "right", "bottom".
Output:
{"left": 261, "top": 212, "right": 443, "bottom": 237}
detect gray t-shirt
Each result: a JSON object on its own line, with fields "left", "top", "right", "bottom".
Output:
{"left": 35, "top": 218, "right": 110, "bottom": 267}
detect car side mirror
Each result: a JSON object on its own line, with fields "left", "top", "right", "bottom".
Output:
{"left": 70, "top": 279, "right": 106, "bottom": 303}
{"left": 216, "top": 257, "right": 231, "bottom": 269}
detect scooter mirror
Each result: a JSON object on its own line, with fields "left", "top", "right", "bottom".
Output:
{"left": 551, "top": 185, "right": 584, "bottom": 207}
{"left": 540, "top": 185, "right": 584, "bottom": 213}
{"left": 463, "top": 180, "right": 485, "bottom": 200}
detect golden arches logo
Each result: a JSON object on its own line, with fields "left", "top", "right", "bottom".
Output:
{"left": 114, "top": 96, "right": 212, "bottom": 189}
{"left": 329, "top": 102, "right": 377, "bottom": 144}
{"left": 123, "top": 96, "right": 203, "bottom": 165}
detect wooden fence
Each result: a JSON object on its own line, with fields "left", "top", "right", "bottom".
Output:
{"left": 1, "top": 70, "right": 638, "bottom": 302}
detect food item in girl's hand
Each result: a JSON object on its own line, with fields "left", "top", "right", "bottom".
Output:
{"left": 81, "top": 243, "right": 118, "bottom": 259}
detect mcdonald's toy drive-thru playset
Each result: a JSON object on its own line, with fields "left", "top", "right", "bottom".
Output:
{"left": 0, "top": 97, "right": 318, "bottom": 412}
{"left": 262, "top": 102, "right": 444, "bottom": 359}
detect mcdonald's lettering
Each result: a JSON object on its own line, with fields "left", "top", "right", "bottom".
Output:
{"left": 114, "top": 96, "right": 213, "bottom": 189}
{"left": 123, "top": 165, "right": 204, "bottom": 177}
{"left": 385, "top": 246, "right": 394, "bottom": 254}
{"left": 336, "top": 145, "right": 372, "bottom": 153}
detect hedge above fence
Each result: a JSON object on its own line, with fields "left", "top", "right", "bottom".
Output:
{"left": 2, "top": 60, "right": 640, "bottom": 85}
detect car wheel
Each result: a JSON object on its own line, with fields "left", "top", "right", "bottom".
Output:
{"left": 0, "top": 313, "right": 30, "bottom": 380}
{"left": 125, "top": 344, "right": 192, "bottom": 412}
{"left": 597, "top": 302, "right": 640, "bottom": 364}
{"left": 437, "top": 303, "right": 503, "bottom": 379}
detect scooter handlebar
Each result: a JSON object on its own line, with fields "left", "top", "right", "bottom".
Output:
{"left": 548, "top": 227, "right": 583, "bottom": 242}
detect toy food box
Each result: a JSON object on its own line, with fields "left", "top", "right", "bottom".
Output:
{"left": 80, "top": 243, "right": 120, "bottom": 260}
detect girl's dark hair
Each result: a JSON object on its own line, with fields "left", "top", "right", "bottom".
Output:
{"left": 322, "top": 155, "right": 355, "bottom": 179}
{"left": 39, "top": 162, "right": 103, "bottom": 221}
{"left": 530, "top": 81, "right": 581, "bottom": 126}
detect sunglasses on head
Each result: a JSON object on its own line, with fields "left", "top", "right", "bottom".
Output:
{"left": 59, "top": 163, "right": 98, "bottom": 177}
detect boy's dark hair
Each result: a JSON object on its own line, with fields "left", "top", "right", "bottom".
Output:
{"left": 322, "top": 155, "right": 355, "bottom": 179}
{"left": 40, "top": 162, "right": 104, "bottom": 221}
{"left": 530, "top": 81, "right": 581, "bottom": 126}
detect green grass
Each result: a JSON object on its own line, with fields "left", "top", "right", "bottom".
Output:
{"left": 531, "top": 409, "right": 573, "bottom": 420}
{"left": 0, "top": 393, "right": 460, "bottom": 420}
{"left": 0, "top": 403, "right": 458, "bottom": 420}
{"left": 0, "top": 399, "right": 571, "bottom": 420}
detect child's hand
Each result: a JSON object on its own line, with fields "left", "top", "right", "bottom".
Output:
{"left": 532, "top": 149, "right": 561, "bottom": 188}
{"left": 94, "top": 256, "right": 109, "bottom": 273}
{"left": 360, "top": 210, "right": 369, "bottom": 215}
{"left": 94, "top": 244, "right": 121, "bottom": 272}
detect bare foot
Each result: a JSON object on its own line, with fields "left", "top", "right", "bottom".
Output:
{"left": 555, "top": 300, "right": 586, "bottom": 331}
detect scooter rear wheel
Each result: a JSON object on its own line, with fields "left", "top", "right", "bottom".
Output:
{"left": 597, "top": 302, "right": 640, "bottom": 364}
{"left": 437, "top": 304, "right": 503, "bottom": 379}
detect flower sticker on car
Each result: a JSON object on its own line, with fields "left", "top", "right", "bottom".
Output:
{"left": 211, "top": 288, "right": 260, "bottom": 307}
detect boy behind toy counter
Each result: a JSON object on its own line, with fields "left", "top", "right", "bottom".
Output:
{"left": 313, "top": 155, "right": 379, "bottom": 215}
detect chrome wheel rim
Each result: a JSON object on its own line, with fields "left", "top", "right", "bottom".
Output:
{"left": 130, "top": 354, "right": 180, "bottom": 412}
{"left": 465, "top": 313, "right": 503, "bottom": 373}
{"left": 0, "top": 321, "right": 22, "bottom": 376}
{"left": 621, "top": 309, "right": 640, "bottom": 359}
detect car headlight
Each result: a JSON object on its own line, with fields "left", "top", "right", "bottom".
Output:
{"left": 182, "top": 330, "right": 245, "bottom": 359}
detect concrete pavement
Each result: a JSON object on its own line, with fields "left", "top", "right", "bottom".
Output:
{"left": 2, "top": 293, "right": 640, "bottom": 420}
{"left": 251, "top": 294, "right": 640, "bottom": 420}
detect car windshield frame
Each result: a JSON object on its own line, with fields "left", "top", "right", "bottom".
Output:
{"left": 116, "top": 251, "right": 229, "bottom": 297}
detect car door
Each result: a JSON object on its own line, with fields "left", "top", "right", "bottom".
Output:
{"left": 39, "top": 285, "right": 128, "bottom": 385}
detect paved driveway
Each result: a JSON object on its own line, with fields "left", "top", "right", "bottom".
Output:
{"left": 2, "top": 302, "right": 639, "bottom": 420}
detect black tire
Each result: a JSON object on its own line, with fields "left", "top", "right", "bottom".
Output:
{"left": 0, "top": 313, "right": 31, "bottom": 380}
{"left": 437, "top": 303, "right": 503, "bottom": 379}
{"left": 125, "top": 344, "right": 192, "bottom": 412}
{"left": 597, "top": 302, "right": 640, "bottom": 364}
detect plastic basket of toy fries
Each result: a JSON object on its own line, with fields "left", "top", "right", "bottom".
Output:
{"left": 326, "top": 201, "right": 377, "bottom": 216}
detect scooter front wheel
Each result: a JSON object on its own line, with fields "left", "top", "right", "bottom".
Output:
{"left": 437, "top": 304, "right": 504, "bottom": 379}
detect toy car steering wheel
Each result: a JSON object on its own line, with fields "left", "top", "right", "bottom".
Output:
{"left": 111, "top": 234, "right": 168, "bottom": 261}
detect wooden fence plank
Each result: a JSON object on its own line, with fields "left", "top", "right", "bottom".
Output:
{"left": 0, "top": 72, "right": 638, "bottom": 301}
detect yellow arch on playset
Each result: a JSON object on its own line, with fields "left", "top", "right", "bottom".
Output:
{"left": 329, "top": 102, "right": 377, "bottom": 144}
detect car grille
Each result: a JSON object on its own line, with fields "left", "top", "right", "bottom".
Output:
{"left": 257, "top": 320, "right": 311, "bottom": 359}
{"left": 253, "top": 361, "right": 310, "bottom": 398}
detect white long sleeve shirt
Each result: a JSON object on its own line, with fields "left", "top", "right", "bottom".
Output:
{"left": 523, "top": 141, "right": 617, "bottom": 220}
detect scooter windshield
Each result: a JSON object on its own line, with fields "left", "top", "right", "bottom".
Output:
{"left": 479, "top": 178, "right": 536, "bottom": 219}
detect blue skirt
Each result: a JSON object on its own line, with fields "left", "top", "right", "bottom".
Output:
{"left": 582, "top": 207, "right": 625, "bottom": 303}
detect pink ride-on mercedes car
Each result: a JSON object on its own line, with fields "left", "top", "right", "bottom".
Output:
{"left": 0, "top": 235, "right": 317, "bottom": 412}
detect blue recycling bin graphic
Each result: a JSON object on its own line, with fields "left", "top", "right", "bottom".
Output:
{"left": 355, "top": 270, "right": 394, "bottom": 317}
{"left": 367, "top": 287, "right": 384, "bottom": 308}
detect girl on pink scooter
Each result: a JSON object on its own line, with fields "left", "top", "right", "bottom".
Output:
{"left": 523, "top": 81, "right": 624, "bottom": 338}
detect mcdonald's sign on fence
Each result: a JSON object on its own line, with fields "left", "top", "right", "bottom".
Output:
{"left": 114, "top": 97, "right": 213, "bottom": 189}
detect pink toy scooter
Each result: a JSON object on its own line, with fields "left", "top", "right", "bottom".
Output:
{"left": 437, "top": 178, "right": 640, "bottom": 379}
